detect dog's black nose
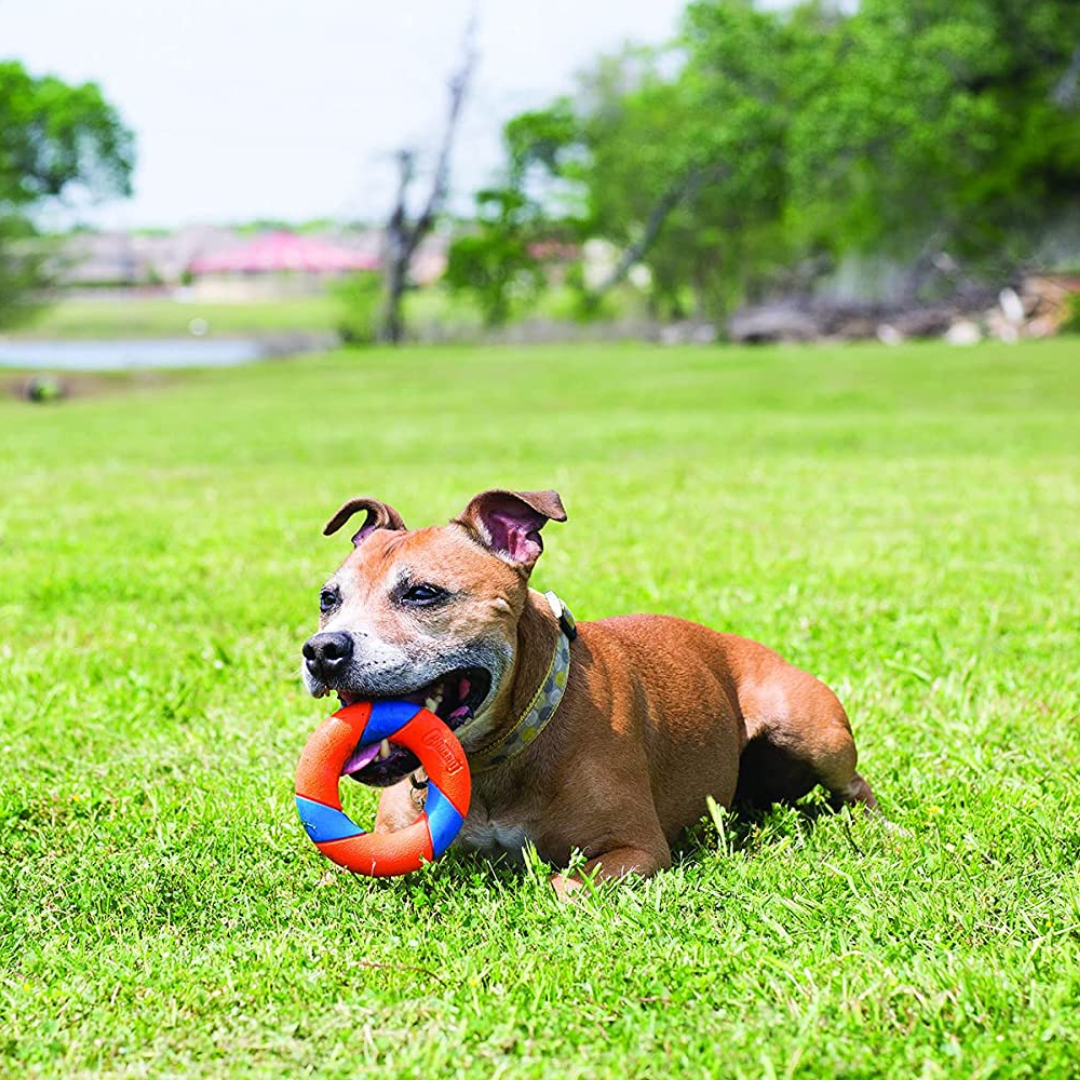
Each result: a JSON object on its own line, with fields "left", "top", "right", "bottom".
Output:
{"left": 303, "top": 631, "right": 353, "bottom": 682}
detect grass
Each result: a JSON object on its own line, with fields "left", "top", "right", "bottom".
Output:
{"left": 12, "top": 292, "right": 473, "bottom": 341}
{"left": 11, "top": 283, "right": 642, "bottom": 342}
{"left": 16, "top": 295, "right": 340, "bottom": 339}
{"left": 2, "top": 339, "right": 1079, "bottom": 1077}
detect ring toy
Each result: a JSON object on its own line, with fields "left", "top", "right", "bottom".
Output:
{"left": 295, "top": 701, "right": 471, "bottom": 877}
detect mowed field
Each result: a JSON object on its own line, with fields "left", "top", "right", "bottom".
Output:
{"left": 2, "top": 340, "right": 1079, "bottom": 1077}
{"left": 17, "top": 295, "right": 339, "bottom": 338}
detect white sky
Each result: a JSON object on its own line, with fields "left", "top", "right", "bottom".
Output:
{"left": 1, "top": 0, "right": 692, "bottom": 229}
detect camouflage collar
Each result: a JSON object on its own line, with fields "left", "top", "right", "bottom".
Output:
{"left": 470, "top": 592, "right": 575, "bottom": 774}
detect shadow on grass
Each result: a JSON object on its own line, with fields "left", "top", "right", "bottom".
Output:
{"left": 372, "top": 792, "right": 867, "bottom": 897}
{"left": 672, "top": 794, "right": 866, "bottom": 867}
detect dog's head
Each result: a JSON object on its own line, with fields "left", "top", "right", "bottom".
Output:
{"left": 301, "top": 488, "right": 566, "bottom": 786}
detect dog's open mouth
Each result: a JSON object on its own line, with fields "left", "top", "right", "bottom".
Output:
{"left": 337, "top": 666, "right": 491, "bottom": 787}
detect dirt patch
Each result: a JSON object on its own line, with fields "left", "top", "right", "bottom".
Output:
{"left": 3, "top": 369, "right": 186, "bottom": 403}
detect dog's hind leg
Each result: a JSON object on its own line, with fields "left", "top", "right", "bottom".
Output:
{"left": 829, "top": 770, "right": 878, "bottom": 811}
{"left": 735, "top": 663, "right": 879, "bottom": 812}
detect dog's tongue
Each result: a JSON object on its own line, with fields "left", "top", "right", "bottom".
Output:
{"left": 341, "top": 742, "right": 381, "bottom": 776}
{"left": 339, "top": 696, "right": 473, "bottom": 776}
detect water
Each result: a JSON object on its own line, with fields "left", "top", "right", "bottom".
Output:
{"left": 0, "top": 338, "right": 266, "bottom": 371}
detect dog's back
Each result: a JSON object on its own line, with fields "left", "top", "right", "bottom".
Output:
{"left": 569, "top": 613, "right": 871, "bottom": 832}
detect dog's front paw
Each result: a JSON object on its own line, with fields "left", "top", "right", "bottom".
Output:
{"left": 549, "top": 872, "right": 585, "bottom": 902}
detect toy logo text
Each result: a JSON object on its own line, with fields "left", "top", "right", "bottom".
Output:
{"left": 422, "top": 729, "right": 463, "bottom": 774}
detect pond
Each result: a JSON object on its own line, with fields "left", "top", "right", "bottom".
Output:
{"left": 0, "top": 338, "right": 267, "bottom": 371}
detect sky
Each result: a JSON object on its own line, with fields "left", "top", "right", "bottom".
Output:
{"left": 1, "top": 0, "right": 693, "bottom": 229}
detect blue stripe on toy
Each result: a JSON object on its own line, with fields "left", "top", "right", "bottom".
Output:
{"left": 423, "top": 781, "right": 465, "bottom": 858}
{"left": 295, "top": 795, "right": 364, "bottom": 843}
{"left": 362, "top": 700, "right": 424, "bottom": 743}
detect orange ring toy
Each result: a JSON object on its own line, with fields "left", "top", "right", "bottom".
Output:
{"left": 295, "top": 701, "right": 471, "bottom": 877}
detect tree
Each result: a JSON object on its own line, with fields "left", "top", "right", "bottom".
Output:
{"left": 0, "top": 62, "right": 133, "bottom": 327}
{"left": 379, "top": 20, "right": 477, "bottom": 344}
{"left": 444, "top": 187, "right": 546, "bottom": 327}
{"left": 787, "top": 0, "right": 1080, "bottom": 278}
{"left": 469, "top": 0, "right": 1080, "bottom": 323}
{"left": 468, "top": 14, "right": 819, "bottom": 320}
{"left": 0, "top": 215, "right": 45, "bottom": 327}
{"left": 444, "top": 102, "right": 584, "bottom": 327}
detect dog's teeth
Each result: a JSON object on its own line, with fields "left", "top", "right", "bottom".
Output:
{"left": 379, "top": 739, "right": 391, "bottom": 760}
{"left": 425, "top": 696, "right": 439, "bottom": 713}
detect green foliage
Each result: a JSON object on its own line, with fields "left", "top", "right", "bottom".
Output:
{"left": 484, "top": 0, "right": 1080, "bottom": 319}
{"left": 504, "top": 101, "right": 582, "bottom": 180}
{"left": 0, "top": 62, "right": 133, "bottom": 208}
{"left": 2, "top": 340, "right": 1080, "bottom": 1074}
{"left": 1061, "top": 293, "right": 1080, "bottom": 334}
{"left": 330, "top": 271, "right": 383, "bottom": 345}
{"left": 444, "top": 99, "right": 594, "bottom": 326}
{"left": 0, "top": 215, "right": 46, "bottom": 330}
{"left": 787, "top": 0, "right": 1080, "bottom": 262}
{"left": 445, "top": 189, "right": 547, "bottom": 326}
{"left": 482, "top": 19, "right": 820, "bottom": 318}
{"left": 0, "top": 62, "right": 134, "bottom": 324}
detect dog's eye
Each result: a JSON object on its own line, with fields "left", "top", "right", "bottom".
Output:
{"left": 402, "top": 583, "right": 446, "bottom": 606}
{"left": 319, "top": 588, "right": 340, "bottom": 613}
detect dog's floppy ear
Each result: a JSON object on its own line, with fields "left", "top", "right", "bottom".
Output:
{"left": 324, "top": 497, "right": 407, "bottom": 546}
{"left": 455, "top": 489, "right": 566, "bottom": 573}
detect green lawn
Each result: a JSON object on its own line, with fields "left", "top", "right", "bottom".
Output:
{"left": 2, "top": 340, "right": 1079, "bottom": 1077}
{"left": 13, "top": 284, "right": 633, "bottom": 342}
{"left": 18, "top": 295, "right": 340, "bottom": 338}
{"left": 14, "top": 291, "right": 476, "bottom": 341}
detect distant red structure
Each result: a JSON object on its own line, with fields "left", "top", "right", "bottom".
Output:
{"left": 189, "top": 232, "right": 379, "bottom": 276}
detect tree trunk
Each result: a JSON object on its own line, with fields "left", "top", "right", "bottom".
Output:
{"left": 381, "top": 257, "right": 409, "bottom": 345}
{"left": 380, "top": 151, "right": 415, "bottom": 345}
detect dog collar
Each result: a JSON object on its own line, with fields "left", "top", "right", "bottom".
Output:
{"left": 469, "top": 591, "right": 576, "bottom": 774}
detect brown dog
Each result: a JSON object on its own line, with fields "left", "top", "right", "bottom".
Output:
{"left": 302, "top": 489, "right": 878, "bottom": 897}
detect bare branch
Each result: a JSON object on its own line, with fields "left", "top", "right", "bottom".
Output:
{"left": 587, "top": 164, "right": 720, "bottom": 300}
{"left": 408, "top": 15, "right": 478, "bottom": 257}
{"left": 379, "top": 12, "right": 479, "bottom": 343}
{"left": 388, "top": 150, "right": 415, "bottom": 234}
